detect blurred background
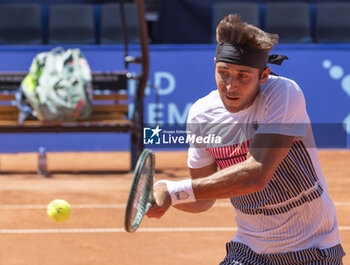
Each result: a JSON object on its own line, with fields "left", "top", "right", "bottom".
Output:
{"left": 0, "top": 0, "right": 349, "bottom": 154}
{"left": 0, "top": 2, "right": 349, "bottom": 265}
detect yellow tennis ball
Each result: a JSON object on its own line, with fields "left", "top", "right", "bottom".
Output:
{"left": 47, "top": 199, "right": 71, "bottom": 223}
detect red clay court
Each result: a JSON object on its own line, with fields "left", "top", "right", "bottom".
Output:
{"left": 0, "top": 150, "right": 349, "bottom": 265}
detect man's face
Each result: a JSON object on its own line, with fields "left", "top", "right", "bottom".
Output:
{"left": 215, "top": 62, "right": 270, "bottom": 113}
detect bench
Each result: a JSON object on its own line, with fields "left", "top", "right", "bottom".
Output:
{"left": 0, "top": 71, "right": 143, "bottom": 171}
{"left": 0, "top": 0, "right": 149, "bottom": 172}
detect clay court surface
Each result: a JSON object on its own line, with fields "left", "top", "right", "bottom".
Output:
{"left": 0, "top": 150, "right": 349, "bottom": 265}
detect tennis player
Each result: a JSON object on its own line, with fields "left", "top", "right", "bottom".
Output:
{"left": 147, "top": 14, "right": 345, "bottom": 264}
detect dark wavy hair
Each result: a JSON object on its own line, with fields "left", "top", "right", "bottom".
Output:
{"left": 216, "top": 14, "right": 279, "bottom": 52}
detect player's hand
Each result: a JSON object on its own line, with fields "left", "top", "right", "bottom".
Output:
{"left": 146, "top": 182, "right": 171, "bottom": 219}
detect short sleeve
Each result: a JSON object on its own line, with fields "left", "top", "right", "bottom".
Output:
{"left": 187, "top": 147, "right": 216, "bottom": 169}
{"left": 256, "top": 78, "right": 308, "bottom": 137}
{"left": 186, "top": 100, "right": 216, "bottom": 169}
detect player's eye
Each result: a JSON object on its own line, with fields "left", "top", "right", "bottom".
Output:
{"left": 238, "top": 73, "right": 249, "bottom": 79}
{"left": 219, "top": 71, "right": 230, "bottom": 79}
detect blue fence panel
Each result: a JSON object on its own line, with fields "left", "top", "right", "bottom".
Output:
{"left": 0, "top": 44, "right": 349, "bottom": 153}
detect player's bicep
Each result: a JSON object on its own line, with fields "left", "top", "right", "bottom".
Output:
{"left": 247, "top": 133, "right": 295, "bottom": 188}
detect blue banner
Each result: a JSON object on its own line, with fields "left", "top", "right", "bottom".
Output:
{"left": 0, "top": 44, "right": 349, "bottom": 152}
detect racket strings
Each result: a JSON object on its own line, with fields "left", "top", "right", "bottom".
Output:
{"left": 130, "top": 158, "right": 152, "bottom": 223}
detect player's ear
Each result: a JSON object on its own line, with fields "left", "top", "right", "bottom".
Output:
{"left": 259, "top": 67, "right": 270, "bottom": 84}
{"left": 214, "top": 57, "right": 216, "bottom": 63}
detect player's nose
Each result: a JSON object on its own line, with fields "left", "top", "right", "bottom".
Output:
{"left": 226, "top": 78, "right": 239, "bottom": 92}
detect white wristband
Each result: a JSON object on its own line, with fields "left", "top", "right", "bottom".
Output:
{"left": 155, "top": 179, "right": 196, "bottom": 205}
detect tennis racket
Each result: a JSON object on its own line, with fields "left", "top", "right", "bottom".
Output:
{"left": 124, "top": 148, "right": 155, "bottom": 233}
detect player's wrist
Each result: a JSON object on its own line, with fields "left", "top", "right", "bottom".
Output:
{"left": 155, "top": 179, "right": 196, "bottom": 205}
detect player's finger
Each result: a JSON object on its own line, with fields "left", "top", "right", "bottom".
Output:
{"left": 146, "top": 202, "right": 166, "bottom": 218}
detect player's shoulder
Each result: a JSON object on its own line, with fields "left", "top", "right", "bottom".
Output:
{"left": 260, "top": 75, "right": 304, "bottom": 98}
{"left": 187, "top": 90, "right": 223, "bottom": 122}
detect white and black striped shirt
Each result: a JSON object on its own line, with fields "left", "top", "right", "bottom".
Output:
{"left": 187, "top": 75, "right": 342, "bottom": 254}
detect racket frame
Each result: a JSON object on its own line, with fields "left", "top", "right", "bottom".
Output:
{"left": 124, "top": 148, "right": 155, "bottom": 232}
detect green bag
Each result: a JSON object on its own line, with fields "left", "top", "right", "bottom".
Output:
{"left": 20, "top": 48, "right": 93, "bottom": 122}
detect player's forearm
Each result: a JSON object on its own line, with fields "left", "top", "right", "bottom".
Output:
{"left": 173, "top": 199, "right": 216, "bottom": 213}
{"left": 192, "top": 157, "right": 265, "bottom": 200}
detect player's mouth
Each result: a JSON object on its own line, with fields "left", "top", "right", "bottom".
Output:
{"left": 225, "top": 94, "right": 240, "bottom": 101}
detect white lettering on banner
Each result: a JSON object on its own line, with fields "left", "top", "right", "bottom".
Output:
{"left": 146, "top": 102, "right": 193, "bottom": 124}
{"left": 128, "top": 71, "right": 192, "bottom": 124}
{"left": 168, "top": 103, "right": 192, "bottom": 124}
{"left": 128, "top": 71, "right": 175, "bottom": 96}
{"left": 129, "top": 78, "right": 153, "bottom": 96}
{"left": 148, "top": 103, "right": 164, "bottom": 124}
{"left": 154, "top": 72, "right": 176, "bottom": 95}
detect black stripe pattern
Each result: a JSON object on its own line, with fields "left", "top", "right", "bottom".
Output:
{"left": 216, "top": 153, "right": 247, "bottom": 161}
{"left": 220, "top": 242, "right": 345, "bottom": 265}
{"left": 228, "top": 141, "right": 323, "bottom": 216}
